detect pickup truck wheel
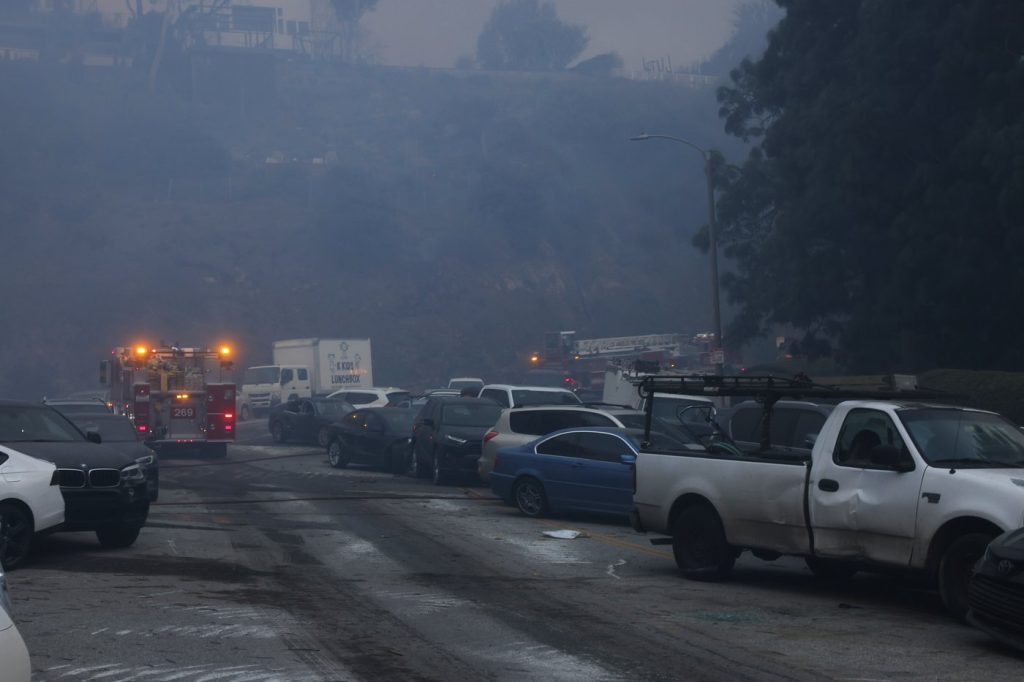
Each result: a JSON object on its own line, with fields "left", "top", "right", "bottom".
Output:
{"left": 270, "top": 421, "right": 287, "bottom": 443}
{"left": 672, "top": 505, "right": 735, "bottom": 581}
{"left": 0, "top": 504, "right": 34, "bottom": 570}
{"left": 939, "top": 531, "right": 995, "bottom": 620}
{"left": 96, "top": 525, "right": 141, "bottom": 549}
{"left": 327, "top": 439, "right": 349, "bottom": 469}
{"left": 513, "top": 477, "right": 549, "bottom": 518}
{"left": 805, "top": 557, "right": 859, "bottom": 581}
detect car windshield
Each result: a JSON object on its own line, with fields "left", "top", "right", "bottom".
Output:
{"left": 244, "top": 366, "right": 280, "bottom": 384}
{"left": 511, "top": 390, "right": 581, "bottom": 406}
{"left": 899, "top": 408, "right": 1024, "bottom": 468}
{"left": 315, "top": 400, "right": 353, "bottom": 417}
{"left": 71, "top": 416, "right": 137, "bottom": 442}
{"left": 0, "top": 406, "right": 86, "bottom": 443}
{"left": 442, "top": 403, "right": 503, "bottom": 427}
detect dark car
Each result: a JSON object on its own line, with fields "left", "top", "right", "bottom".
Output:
{"left": 68, "top": 413, "right": 159, "bottom": 502}
{"left": 411, "top": 397, "right": 503, "bottom": 485}
{"left": 0, "top": 401, "right": 149, "bottom": 548}
{"left": 968, "top": 527, "right": 1024, "bottom": 651}
{"left": 325, "top": 407, "right": 418, "bottom": 473}
{"left": 268, "top": 398, "right": 354, "bottom": 446}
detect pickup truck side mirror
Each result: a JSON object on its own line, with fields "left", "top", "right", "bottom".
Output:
{"left": 869, "top": 444, "right": 914, "bottom": 472}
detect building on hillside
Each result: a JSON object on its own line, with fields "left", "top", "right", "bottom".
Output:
{"left": 30, "top": 0, "right": 343, "bottom": 59}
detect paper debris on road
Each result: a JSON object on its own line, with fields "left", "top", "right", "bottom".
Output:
{"left": 541, "top": 529, "right": 588, "bottom": 539}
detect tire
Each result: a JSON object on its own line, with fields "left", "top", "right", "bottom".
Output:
{"left": 512, "top": 477, "right": 549, "bottom": 518}
{"left": 270, "top": 421, "right": 287, "bottom": 444}
{"left": 431, "top": 453, "right": 447, "bottom": 486}
{"left": 672, "top": 505, "right": 736, "bottom": 581}
{"left": 240, "top": 405, "right": 250, "bottom": 422}
{"left": 317, "top": 427, "right": 331, "bottom": 449}
{"left": 938, "top": 531, "right": 995, "bottom": 620}
{"left": 327, "top": 439, "right": 349, "bottom": 469}
{"left": 96, "top": 525, "right": 141, "bottom": 549}
{"left": 805, "top": 557, "right": 859, "bottom": 581}
{"left": 0, "top": 503, "right": 34, "bottom": 570}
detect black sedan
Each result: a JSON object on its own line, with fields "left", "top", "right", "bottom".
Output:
{"left": 69, "top": 413, "right": 159, "bottom": 502}
{"left": 968, "top": 527, "right": 1024, "bottom": 651}
{"left": 268, "top": 398, "right": 354, "bottom": 446}
{"left": 325, "top": 408, "right": 418, "bottom": 473}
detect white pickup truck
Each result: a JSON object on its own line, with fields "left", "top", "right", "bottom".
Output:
{"left": 632, "top": 378, "right": 1024, "bottom": 619}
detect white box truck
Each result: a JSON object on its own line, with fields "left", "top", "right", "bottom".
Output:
{"left": 238, "top": 339, "right": 373, "bottom": 420}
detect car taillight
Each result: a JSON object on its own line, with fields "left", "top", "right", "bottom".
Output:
{"left": 483, "top": 430, "right": 499, "bottom": 444}
{"left": 137, "top": 424, "right": 148, "bottom": 433}
{"left": 225, "top": 413, "right": 233, "bottom": 420}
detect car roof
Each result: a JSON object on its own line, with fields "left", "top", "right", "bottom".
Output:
{"left": 482, "top": 384, "right": 576, "bottom": 393}
{"left": 430, "top": 396, "right": 496, "bottom": 405}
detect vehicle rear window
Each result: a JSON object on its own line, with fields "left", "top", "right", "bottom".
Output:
{"left": 347, "top": 392, "right": 377, "bottom": 405}
{"left": 480, "top": 389, "right": 510, "bottom": 407}
{"left": 511, "top": 390, "right": 581, "bottom": 407}
{"left": 386, "top": 391, "right": 411, "bottom": 405}
{"left": 442, "top": 403, "right": 503, "bottom": 427}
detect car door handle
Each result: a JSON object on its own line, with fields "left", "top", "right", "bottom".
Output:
{"left": 818, "top": 478, "right": 839, "bottom": 492}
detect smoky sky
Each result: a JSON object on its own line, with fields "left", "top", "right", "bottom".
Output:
{"left": 361, "top": 0, "right": 744, "bottom": 69}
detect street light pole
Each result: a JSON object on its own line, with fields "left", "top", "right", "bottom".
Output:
{"left": 631, "top": 133, "right": 724, "bottom": 375}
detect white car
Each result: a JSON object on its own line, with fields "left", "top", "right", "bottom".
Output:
{"left": 0, "top": 445, "right": 65, "bottom": 569}
{"left": 477, "top": 384, "right": 582, "bottom": 409}
{"left": 0, "top": 565, "right": 31, "bottom": 682}
{"left": 325, "top": 387, "right": 412, "bottom": 408}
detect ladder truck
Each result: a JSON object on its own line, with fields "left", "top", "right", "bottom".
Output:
{"left": 101, "top": 342, "right": 237, "bottom": 458}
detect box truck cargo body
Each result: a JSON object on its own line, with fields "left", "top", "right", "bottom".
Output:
{"left": 272, "top": 338, "right": 373, "bottom": 393}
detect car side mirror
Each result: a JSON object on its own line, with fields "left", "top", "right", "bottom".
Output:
{"left": 86, "top": 431, "right": 102, "bottom": 444}
{"left": 619, "top": 453, "right": 637, "bottom": 465}
{"left": 869, "top": 444, "right": 913, "bottom": 472}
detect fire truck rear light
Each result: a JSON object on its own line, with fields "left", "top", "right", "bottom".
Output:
{"left": 225, "top": 425, "right": 233, "bottom": 431}
{"left": 137, "top": 425, "right": 148, "bottom": 432}
{"left": 224, "top": 413, "right": 233, "bottom": 419}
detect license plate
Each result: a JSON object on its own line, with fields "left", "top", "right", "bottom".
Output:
{"left": 172, "top": 406, "right": 196, "bottom": 420}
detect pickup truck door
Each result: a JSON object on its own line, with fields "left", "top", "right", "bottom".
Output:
{"left": 809, "top": 407, "right": 925, "bottom": 565}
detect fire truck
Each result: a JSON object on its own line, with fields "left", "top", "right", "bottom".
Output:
{"left": 101, "top": 342, "right": 237, "bottom": 458}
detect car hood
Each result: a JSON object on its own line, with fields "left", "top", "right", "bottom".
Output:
{"left": 99, "top": 441, "right": 155, "bottom": 462}
{"left": 0, "top": 441, "right": 135, "bottom": 469}
{"left": 988, "top": 526, "right": 1024, "bottom": 563}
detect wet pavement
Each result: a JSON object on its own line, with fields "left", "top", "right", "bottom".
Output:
{"left": 9, "top": 420, "right": 1023, "bottom": 681}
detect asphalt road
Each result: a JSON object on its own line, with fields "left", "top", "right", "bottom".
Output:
{"left": 9, "top": 421, "right": 1024, "bottom": 681}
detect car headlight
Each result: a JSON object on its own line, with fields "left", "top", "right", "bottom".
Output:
{"left": 135, "top": 454, "right": 155, "bottom": 467}
{"left": 120, "top": 464, "right": 145, "bottom": 484}
{"left": 445, "top": 434, "right": 467, "bottom": 445}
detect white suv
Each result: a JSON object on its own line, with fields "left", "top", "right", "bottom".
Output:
{"left": 477, "top": 405, "right": 647, "bottom": 482}
{"left": 325, "top": 387, "right": 412, "bottom": 408}
{"left": 477, "top": 384, "right": 581, "bottom": 409}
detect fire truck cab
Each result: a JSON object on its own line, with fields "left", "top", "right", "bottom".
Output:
{"left": 102, "top": 343, "right": 236, "bottom": 458}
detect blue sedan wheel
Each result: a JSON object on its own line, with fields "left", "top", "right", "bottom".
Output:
{"left": 513, "top": 477, "right": 549, "bottom": 518}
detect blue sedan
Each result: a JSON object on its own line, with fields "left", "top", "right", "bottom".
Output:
{"left": 491, "top": 427, "right": 662, "bottom": 519}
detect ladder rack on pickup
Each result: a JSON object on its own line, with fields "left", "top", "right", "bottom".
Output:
{"left": 638, "top": 375, "right": 964, "bottom": 451}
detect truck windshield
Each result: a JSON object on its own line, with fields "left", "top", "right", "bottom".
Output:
{"left": 244, "top": 367, "right": 280, "bottom": 384}
{"left": 0, "top": 406, "right": 85, "bottom": 443}
{"left": 899, "top": 409, "right": 1024, "bottom": 468}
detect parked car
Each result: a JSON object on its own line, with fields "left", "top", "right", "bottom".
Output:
{"left": 0, "top": 565, "right": 30, "bottom": 682}
{"left": 411, "top": 388, "right": 462, "bottom": 408}
{"left": 325, "top": 407, "right": 418, "bottom": 473}
{"left": 0, "top": 401, "right": 149, "bottom": 549}
{"left": 477, "top": 384, "right": 582, "bottom": 409}
{"left": 268, "top": 398, "right": 354, "bottom": 446}
{"left": 67, "top": 413, "right": 159, "bottom": 502}
{"left": 42, "top": 398, "right": 114, "bottom": 415}
{"left": 725, "top": 400, "right": 835, "bottom": 455}
{"left": 968, "top": 527, "right": 1024, "bottom": 651}
{"left": 325, "top": 387, "right": 412, "bottom": 408}
{"left": 0, "top": 445, "right": 65, "bottom": 568}
{"left": 492, "top": 426, "right": 697, "bottom": 518}
{"left": 478, "top": 405, "right": 663, "bottom": 483}
{"left": 447, "top": 377, "right": 484, "bottom": 392}
{"left": 411, "top": 397, "right": 504, "bottom": 484}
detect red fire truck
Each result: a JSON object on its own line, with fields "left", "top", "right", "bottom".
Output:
{"left": 101, "top": 342, "right": 236, "bottom": 458}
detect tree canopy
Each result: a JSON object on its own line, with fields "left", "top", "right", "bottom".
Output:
{"left": 476, "top": 0, "right": 588, "bottom": 71}
{"left": 714, "top": 0, "right": 1024, "bottom": 372}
